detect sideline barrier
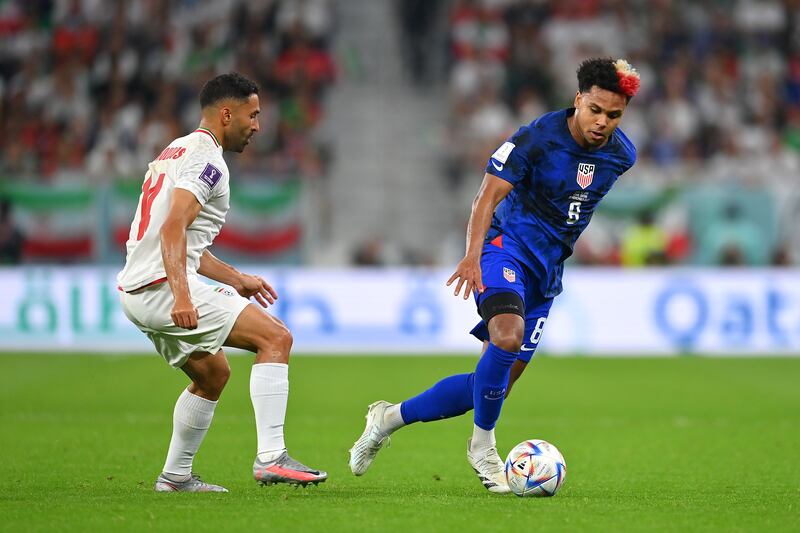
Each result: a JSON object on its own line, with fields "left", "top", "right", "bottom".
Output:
{"left": 0, "top": 266, "right": 798, "bottom": 355}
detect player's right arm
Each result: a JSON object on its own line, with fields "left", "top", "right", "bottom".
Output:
{"left": 447, "top": 173, "right": 513, "bottom": 299}
{"left": 160, "top": 188, "right": 203, "bottom": 329}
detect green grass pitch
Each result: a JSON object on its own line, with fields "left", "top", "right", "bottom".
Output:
{"left": 1, "top": 354, "right": 798, "bottom": 532}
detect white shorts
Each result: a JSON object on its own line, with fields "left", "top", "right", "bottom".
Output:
{"left": 120, "top": 276, "right": 251, "bottom": 368}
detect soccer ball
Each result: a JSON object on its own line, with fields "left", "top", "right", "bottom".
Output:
{"left": 504, "top": 439, "right": 566, "bottom": 497}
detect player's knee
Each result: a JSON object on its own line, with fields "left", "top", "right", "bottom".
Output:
{"left": 268, "top": 324, "right": 293, "bottom": 354}
{"left": 218, "top": 362, "right": 231, "bottom": 387}
{"left": 279, "top": 327, "right": 293, "bottom": 352}
{"left": 255, "top": 322, "right": 293, "bottom": 357}
{"left": 492, "top": 331, "right": 523, "bottom": 353}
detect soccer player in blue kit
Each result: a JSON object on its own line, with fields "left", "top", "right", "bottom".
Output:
{"left": 349, "top": 58, "right": 640, "bottom": 492}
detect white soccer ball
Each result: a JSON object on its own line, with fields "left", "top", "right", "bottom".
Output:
{"left": 504, "top": 439, "right": 567, "bottom": 497}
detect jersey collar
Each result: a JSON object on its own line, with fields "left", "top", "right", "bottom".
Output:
{"left": 194, "top": 127, "right": 221, "bottom": 148}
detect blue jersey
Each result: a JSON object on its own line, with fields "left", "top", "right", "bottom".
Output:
{"left": 485, "top": 108, "right": 636, "bottom": 298}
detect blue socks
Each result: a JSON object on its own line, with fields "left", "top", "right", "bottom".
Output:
{"left": 473, "top": 343, "right": 519, "bottom": 430}
{"left": 398, "top": 343, "right": 519, "bottom": 430}
{"left": 400, "top": 373, "right": 475, "bottom": 424}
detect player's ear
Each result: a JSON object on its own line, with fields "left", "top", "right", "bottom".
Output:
{"left": 220, "top": 106, "right": 232, "bottom": 126}
{"left": 573, "top": 91, "right": 582, "bottom": 108}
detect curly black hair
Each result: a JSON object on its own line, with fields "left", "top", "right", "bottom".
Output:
{"left": 577, "top": 58, "right": 630, "bottom": 100}
{"left": 199, "top": 72, "right": 259, "bottom": 108}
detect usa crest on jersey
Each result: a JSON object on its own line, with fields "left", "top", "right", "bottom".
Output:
{"left": 576, "top": 163, "right": 595, "bottom": 189}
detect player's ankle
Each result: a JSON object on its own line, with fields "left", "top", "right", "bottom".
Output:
{"left": 257, "top": 449, "right": 286, "bottom": 463}
{"left": 470, "top": 425, "right": 496, "bottom": 452}
{"left": 161, "top": 471, "right": 192, "bottom": 482}
{"left": 381, "top": 403, "right": 405, "bottom": 434}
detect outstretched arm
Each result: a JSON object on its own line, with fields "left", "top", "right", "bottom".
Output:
{"left": 198, "top": 250, "right": 277, "bottom": 308}
{"left": 447, "top": 173, "right": 513, "bottom": 299}
{"left": 198, "top": 249, "right": 242, "bottom": 287}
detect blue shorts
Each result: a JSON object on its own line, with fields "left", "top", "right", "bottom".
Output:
{"left": 469, "top": 243, "right": 554, "bottom": 363}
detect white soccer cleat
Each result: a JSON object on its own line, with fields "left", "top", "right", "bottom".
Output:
{"left": 154, "top": 472, "right": 229, "bottom": 493}
{"left": 253, "top": 452, "right": 327, "bottom": 487}
{"left": 349, "top": 400, "right": 393, "bottom": 476}
{"left": 466, "top": 439, "right": 511, "bottom": 494}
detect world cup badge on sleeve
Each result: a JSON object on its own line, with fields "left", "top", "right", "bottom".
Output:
{"left": 198, "top": 163, "right": 222, "bottom": 189}
{"left": 503, "top": 267, "right": 516, "bottom": 283}
{"left": 576, "top": 163, "right": 595, "bottom": 189}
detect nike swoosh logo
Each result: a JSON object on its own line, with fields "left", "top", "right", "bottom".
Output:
{"left": 520, "top": 345, "right": 536, "bottom": 351}
{"left": 491, "top": 160, "right": 503, "bottom": 171}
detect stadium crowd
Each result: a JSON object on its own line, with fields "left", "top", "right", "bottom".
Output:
{"left": 0, "top": 0, "right": 335, "bottom": 262}
{"left": 2, "top": 0, "right": 800, "bottom": 267}
{"left": 441, "top": 0, "right": 800, "bottom": 266}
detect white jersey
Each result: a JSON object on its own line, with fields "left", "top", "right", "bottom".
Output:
{"left": 117, "top": 128, "right": 230, "bottom": 292}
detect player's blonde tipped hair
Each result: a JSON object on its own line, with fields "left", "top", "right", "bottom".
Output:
{"left": 577, "top": 58, "right": 640, "bottom": 101}
{"left": 613, "top": 60, "right": 640, "bottom": 98}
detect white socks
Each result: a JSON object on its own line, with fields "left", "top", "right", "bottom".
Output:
{"left": 383, "top": 403, "right": 406, "bottom": 434}
{"left": 250, "top": 363, "right": 289, "bottom": 463}
{"left": 160, "top": 364, "right": 290, "bottom": 476}
{"left": 470, "top": 424, "right": 496, "bottom": 452}
{"left": 162, "top": 389, "right": 217, "bottom": 478}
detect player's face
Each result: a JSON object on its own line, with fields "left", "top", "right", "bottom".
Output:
{"left": 571, "top": 86, "right": 627, "bottom": 148}
{"left": 227, "top": 94, "right": 261, "bottom": 153}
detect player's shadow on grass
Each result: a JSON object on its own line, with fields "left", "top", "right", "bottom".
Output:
{"left": 250, "top": 484, "right": 510, "bottom": 500}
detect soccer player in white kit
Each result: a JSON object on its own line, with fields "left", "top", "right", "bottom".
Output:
{"left": 118, "top": 73, "right": 326, "bottom": 492}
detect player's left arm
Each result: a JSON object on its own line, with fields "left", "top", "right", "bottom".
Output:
{"left": 198, "top": 250, "right": 277, "bottom": 308}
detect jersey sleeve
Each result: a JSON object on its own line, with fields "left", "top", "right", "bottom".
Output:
{"left": 484, "top": 126, "right": 536, "bottom": 186}
{"left": 174, "top": 154, "right": 226, "bottom": 206}
{"left": 624, "top": 145, "right": 637, "bottom": 173}
{"left": 615, "top": 129, "right": 638, "bottom": 176}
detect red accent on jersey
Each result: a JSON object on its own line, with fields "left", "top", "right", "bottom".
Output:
{"left": 136, "top": 172, "right": 166, "bottom": 240}
{"left": 117, "top": 277, "right": 168, "bottom": 293}
{"left": 156, "top": 146, "right": 186, "bottom": 161}
{"left": 490, "top": 235, "right": 503, "bottom": 248}
{"left": 194, "top": 128, "right": 221, "bottom": 147}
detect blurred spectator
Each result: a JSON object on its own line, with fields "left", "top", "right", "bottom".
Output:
{"left": 274, "top": 27, "right": 336, "bottom": 95}
{"left": 395, "top": 0, "right": 443, "bottom": 85}
{"left": 275, "top": 0, "right": 334, "bottom": 46}
{"left": 620, "top": 210, "right": 669, "bottom": 267}
{"left": 699, "top": 203, "right": 769, "bottom": 266}
{"left": 352, "top": 238, "right": 385, "bottom": 266}
{"left": 0, "top": 200, "right": 24, "bottom": 264}
{"left": 449, "top": 0, "right": 509, "bottom": 63}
